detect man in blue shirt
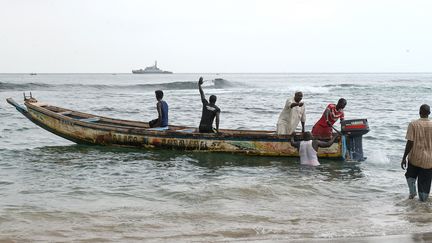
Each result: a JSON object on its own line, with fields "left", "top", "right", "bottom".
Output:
{"left": 149, "top": 90, "right": 168, "bottom": 128}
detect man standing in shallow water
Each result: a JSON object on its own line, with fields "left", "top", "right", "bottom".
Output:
{"left": 401, "top": 104, "right": 432, "bottom": 201}
{"left": 290, "top": 132, "right": 339, "bottom": 166}
{"left": 276, "top": 91, "right": 305, "bottom": 134}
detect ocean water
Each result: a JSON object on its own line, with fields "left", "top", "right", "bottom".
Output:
{"left": 1, "top": 73, "right": 432, "bottom": 242}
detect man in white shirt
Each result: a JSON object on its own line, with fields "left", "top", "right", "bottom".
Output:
{"left": 290, "top": 132, "right": 340, "bottom": 166}
{"left": 277, "top": 91, "right": 305, "bottom": 134}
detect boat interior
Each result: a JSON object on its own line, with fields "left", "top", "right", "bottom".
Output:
{"left": 33, "top": 102, "right": 281, "bottom": 137}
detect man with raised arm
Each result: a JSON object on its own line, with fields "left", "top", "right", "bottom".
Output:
{"left": 277, "top": 91, "right": 306, "bottom": 134}
{"left": 401, "top": 104, "right": 432, "bottom": 201}
{"left": 290, "top": 132, "right": 339, "bottom": 166}
{"left": 198, "top": 77, "right": 221, "bottom": 133}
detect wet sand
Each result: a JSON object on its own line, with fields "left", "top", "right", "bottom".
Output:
{"left": 246, "top": 232, "right": 432, "bottom": 243}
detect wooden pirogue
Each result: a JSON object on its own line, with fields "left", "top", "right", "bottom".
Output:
{"left": 6, "top": 95, "right": 368, "bottom": 160}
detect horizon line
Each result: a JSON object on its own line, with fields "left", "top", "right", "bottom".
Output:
{"left": 1, "top": 71, "right": 432, "bottom": 75}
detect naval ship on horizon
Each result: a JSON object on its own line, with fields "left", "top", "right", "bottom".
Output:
{"left": 132, "top": 61, "right": 173, "bottom": 74}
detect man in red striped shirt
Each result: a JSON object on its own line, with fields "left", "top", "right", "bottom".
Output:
{"left": 311, "top": 98, "right": 347, "bottom": 139}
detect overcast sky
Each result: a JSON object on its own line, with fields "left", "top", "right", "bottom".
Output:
{"left": 1, "top": 0, "right": 431, "bottom": 73}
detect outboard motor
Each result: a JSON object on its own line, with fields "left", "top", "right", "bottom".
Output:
{"left": 341, "top": 119, "right": 369, "bottom": 161}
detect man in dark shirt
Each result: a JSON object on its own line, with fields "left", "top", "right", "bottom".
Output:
{"left": 198, "top": 77, "right": 220, "bottom": 133}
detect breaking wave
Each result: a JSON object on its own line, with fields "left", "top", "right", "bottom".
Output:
{"left": 0, "top": 79, "right": 235, "bottom": 91}
{"left": 0, "top": 82, "right": 52, "bottom": 90}
{"left": 322, "top": 83, "right": 367, "bottom": 88}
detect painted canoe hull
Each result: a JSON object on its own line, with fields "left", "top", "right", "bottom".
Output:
{"left": 7, "top": 98, "right": 347, "bottom": 159}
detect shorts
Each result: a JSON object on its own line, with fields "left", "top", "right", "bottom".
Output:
{"left": 311, "top": 124, "right": 332, "bottom": 139}
{"left": 199, "top": 125, "right": 215, "bottom": 133}
{"left": 405, "top": 162, "right": 432, "bottom": 197}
